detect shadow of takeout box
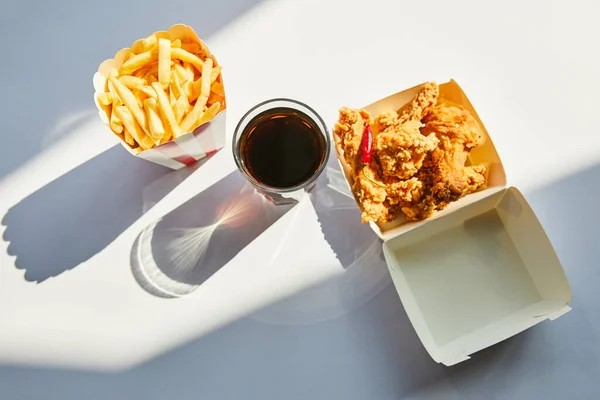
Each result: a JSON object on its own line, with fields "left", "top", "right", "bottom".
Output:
{"left": 334, "top": 79, "right": 572, "bottom": 366}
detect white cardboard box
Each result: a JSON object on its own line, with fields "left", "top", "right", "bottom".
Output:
{"left": 334, "top": 80, "right": 572, "bottom": 366}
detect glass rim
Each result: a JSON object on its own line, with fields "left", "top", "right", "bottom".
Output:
{"left": 232, "top": 98, "right": 331, "bottom": 194}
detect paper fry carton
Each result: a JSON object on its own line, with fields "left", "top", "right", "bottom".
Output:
{"left": 334, "top": 80, "right": 572, "bottom": 366}
{"left": 93, "top": 24, "right": 226, "bottom": 170}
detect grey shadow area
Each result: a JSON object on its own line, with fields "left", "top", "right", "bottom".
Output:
{"left": 0, "top": 0, "right": 266, "bottom": 179}
{"left": 131, "top": 170, "right": 295, "bottom": 298}
{"left": 0, "top": 276, "right": 467, "bottom": 400}
{"left": 2, "top": 145, "right": 201, "bottom": 282}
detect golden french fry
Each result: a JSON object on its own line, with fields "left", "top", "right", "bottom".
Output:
{"left": 141, "top": 34, "right": 157, "bottom": 52}
{"left": 170, "top": 71, "right": 185, "bottom": 99}
{"left": 110, "top": 109, "right": 124, "bottom": 134}
{"left": 191, "top": 101, "right": 221, "bottom": 131}
{"left": 200, "top": 58, "right": 213, "bottom": 98}
{"left": 139, "top": 85, "right": 158, "bottom": 99}
{"left": 171, "top": 39, "right": 182, "bottom": 48}
{"left": 158, "top": 38, "right": 171, "bottom": 88}
{"left": 119, "top": 51, "right": 157, "bottom": 75}
{"left": 183, "top": 81, "right": 192, "bottom": 99}
{"left": 123, "top": 127, "right": 136, "bottom": 146}
{"left": 97, "top": 92, "right": 112, "bottom": 106}
{"left": 180, "top": 94, "right": 208, "bottom": 133}
{"left": 189, "top": 78, "right": 202, "bottom": 102}
{"left": 143, "top": 63, "right": 158, "bottom": 80}
{"left": 210, "top": 65, "right": 221, "bottom": 84}
{"left": 133, "top": 89, "right": 148, "bottom": 102}
{"left": 173, "top": 95, "right": 189, "bottom": 124}
{"left": 109, "top": 77, "right": 148, "bottom": 133}
{"left": 173, "top": 63, "right": 188, "bottom": 83}
{"left": 181, "top": 42, "right": 201, "bottom": 55}
{"left": 183, "top": 62, "right": 195, "bottom": 81}
{"left": 107, "top": 80, "right": 121, "bottom": 106}
{"left": 133, "top": 66, "right": 149, "bottom": 78}
{"left": 114, "top": 106, "right": 154, "bottom": 149}
{"left": 187, "top": 59, "right": 213, "bottom": 103}
{"left": 169, "top": 89, "right": 176, "bottom": 107}
{"left": 135, "top": 94, "right": 144, "bottom": 109}
{"left": 143, "top": 98, "right": 165, "bottom": 142}
{"left": 119, "top": 75, "right": 147, "bottom": 90}
{"left": 146, "top": 75, "right": 158, "bottom": 85}
{"left": 171, "top": 48, "right": 204, "bottom": 72}
{"left": 151, "top": 82, "right": 181, "bottom": 138}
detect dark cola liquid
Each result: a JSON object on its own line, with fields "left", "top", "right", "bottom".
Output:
{"left": 240, "top": 107, "right": 326, "bottom": 189}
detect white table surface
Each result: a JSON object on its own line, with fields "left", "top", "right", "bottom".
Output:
{"left": 1, "top": 0, "right": 600, "bottom": 398}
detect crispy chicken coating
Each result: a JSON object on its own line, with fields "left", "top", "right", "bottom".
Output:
{"left": 333, "top": 82, "right": 488, "bottom": 223}
{"left": 374, "top": 113, "right": 439, "bottom": 180}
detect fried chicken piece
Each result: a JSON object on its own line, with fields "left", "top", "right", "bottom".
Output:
{"left": 421, "top": 103, "right": 484, "bottom": 148}
{"left": 334, "top": 107, "right": 390, "bottom": 222}
{"left": 353, "top": 171, "right": 423, "bottom": 223}
{"left": 423, "top": 104, "right": 487, "bottom": 202}
{"left": 397, "top": 81, "right": 439, "bottom": 123}
{"left": 333, "top": 107, "right": 372, "bottom": 169}
{"left": 400, "top": 104, "right": 488, "bottom": 221}
{"left": 374, "top": 112, "right": 439, "bottom": 180}
{"left": 352, "top": 167, "right": 389, "bottom": 223}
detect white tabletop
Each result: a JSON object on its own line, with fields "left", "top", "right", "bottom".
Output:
{"left": 1, "top": 0, "right": 600, "bottom": 398}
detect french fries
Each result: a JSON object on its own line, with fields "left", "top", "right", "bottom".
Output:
{"left": 152, "top": 82, "right": 182, "bottom": 139}
{"left": 95, "top": 28, "right": 225, "bottom": 152}
{"left": 143, "top": 98, "right": 165, "bottom": 142}
{"left": 114, "top": 106, "right": 154, "bottom": 150}
{"left": 158, "top": 38, "right": 171, "bottom": 88}
{"left": 119, "top": 75, "right": 147, "bottom": 90}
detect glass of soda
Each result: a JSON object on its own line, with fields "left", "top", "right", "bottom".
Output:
{"left": 233, "top": 98, "right": 330, "bottom": 204}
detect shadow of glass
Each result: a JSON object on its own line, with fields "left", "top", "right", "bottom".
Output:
{"left": 2, "top": 145, "right": 199, "bottom": 282}
{"left": 249, "top": 156, "right": 392, "bottom": 325}
{"left": 131, "top": 171, "right": 295, "bottom": 297}
{"left": 132, "top": 154, "right": 390, "bottom": 308}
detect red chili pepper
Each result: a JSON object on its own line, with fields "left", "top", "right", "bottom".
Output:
{"left": 360, "top": 123, "right": 373, "bottom": 165}
{"left": 360, "top": 123, "right": 386, "bottom": 188}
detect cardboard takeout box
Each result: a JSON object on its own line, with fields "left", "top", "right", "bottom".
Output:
{"left": 334, "top": 80, "right": 572, "bottom": 366}
{"left": 93, "top": 24, "right": 226, "bottom": 170}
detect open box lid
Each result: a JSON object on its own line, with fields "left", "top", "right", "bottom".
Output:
{"left": 382, "top": 187, "right": 572, "bottom": 366}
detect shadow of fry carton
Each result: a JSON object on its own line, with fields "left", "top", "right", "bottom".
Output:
{"left": 93, "top": 24, "right": 226, "bottom": 169}
{"left": 334, "top": 80, "right": 572, "bottom": 366}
